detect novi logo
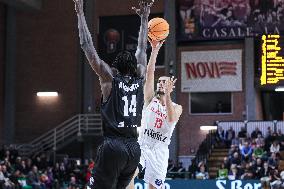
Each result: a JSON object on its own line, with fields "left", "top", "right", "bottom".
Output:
{"left": 216, "top": 180, "right": 261, "bottom": 189}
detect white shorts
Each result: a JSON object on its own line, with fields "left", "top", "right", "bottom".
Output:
{"left": 139, "top": 146, "right": 169, "bottom": 189}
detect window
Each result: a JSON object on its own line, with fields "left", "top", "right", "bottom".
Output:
{"left": 190, "top": 92, "right": 232, "bottom": 114}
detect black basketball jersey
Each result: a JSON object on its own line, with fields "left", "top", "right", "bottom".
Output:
{"left": 101, "top": 74, "right": 144, "bottom": 139}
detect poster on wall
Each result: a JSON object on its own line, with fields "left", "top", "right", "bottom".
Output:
{"left": 181, "top": 49, "right": 243, "bottom": 92}
{"left": 177, "top": 0, "right": 284, "bottom": 41}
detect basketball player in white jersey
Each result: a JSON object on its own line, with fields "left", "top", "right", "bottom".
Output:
{"left": 128, "top": 40, "right": 183, "bottom": 189}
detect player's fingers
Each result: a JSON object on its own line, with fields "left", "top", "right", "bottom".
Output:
{"left": 148, "top": 0, "right": 154, "bottom": 7}
{"left": 139, "top": 0, "right": 143, "bottom": 8}
{"left": 133, "top": 8, "right": 141, "bottom": 15}
{"left": 166, "top": 80, "right": 171, "bottom": 87}
{"left": 157, "top": 40, "right": 165, "bottom": 48}
{"left": 132, "top": 7, "right": 137, "bottom": 12}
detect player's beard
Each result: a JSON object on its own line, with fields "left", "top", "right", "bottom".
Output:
{"left": 157, "top": 90, "right": 165, "bottom": 95}
{"left": 156, "top": 90, "right": 165, "bottom": 99}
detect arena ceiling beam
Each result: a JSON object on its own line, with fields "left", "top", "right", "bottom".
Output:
{"left": 0, "top": 0, "right": 42, "bottom": 10}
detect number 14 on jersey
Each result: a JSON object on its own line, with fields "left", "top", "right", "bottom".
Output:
{"left": 122, "top": 95, "right": 137, "bottom": 117}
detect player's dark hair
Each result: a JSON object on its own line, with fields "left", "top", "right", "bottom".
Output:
{"left": 112, "top": 51, "right": 137, "bottom": 77}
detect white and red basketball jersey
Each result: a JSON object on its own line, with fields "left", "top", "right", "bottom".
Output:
{"left": 138, "top": 97, "right": 176, "bottom": 149}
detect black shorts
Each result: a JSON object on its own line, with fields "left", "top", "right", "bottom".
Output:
{"left": 87, "top": 137, "right": 141, "bottom": 189}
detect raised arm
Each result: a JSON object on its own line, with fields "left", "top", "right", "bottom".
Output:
{"left": 144, "top": 40, "right": 163, "bottom": 106}
{"left": 164, "top": 77, "right": 183, "bottom": 123}
{"left": 73, "top": 0, "right": 112, "bottom": 82}
{"left": 133, "top": 0, "right": 154, "bottom": 78}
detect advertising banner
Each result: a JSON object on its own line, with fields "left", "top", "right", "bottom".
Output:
{"left": 135, "top": 179, "right": 261, "bottom": 189}
{"left": 181, "top": 49, "right": 242, "bottom": 92}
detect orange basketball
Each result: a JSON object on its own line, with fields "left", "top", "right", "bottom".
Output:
{"left": 148, "top": 17, "right": 170, "bottom": 41}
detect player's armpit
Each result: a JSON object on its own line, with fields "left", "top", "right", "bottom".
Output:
{"left": 89, "top": 58, "right": 113, "bottom": 82}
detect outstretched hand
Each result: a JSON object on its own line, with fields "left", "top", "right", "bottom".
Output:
{"left": 148, "top": 38, "right": 164, "bottom": 52}
{"left": 163, "top": 76, "right": 177, "bottom": 96}
{"left": 132, "top": 0, "right": 155, "bottom": 18}
{"left": 73, "top": 0, "right": 84, "bottom": 15}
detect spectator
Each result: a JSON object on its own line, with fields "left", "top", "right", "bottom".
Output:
{"left": 251, "top": 128, "right": 263, "bottom": 139}
{"left": 45, "top": 167, "right": 54, "bottom": 189}
{"left": 240, "top": 163, "right": 254, "bottom": 179}
{"left": 230, "top": 152, "right": 241, "bottom": 167}
{"left": 280, "top": 171, "right": 284, "bottom": 189}
{"left": 0, "top": 165, "right": 14, "bottom": 189}
{"left": 34, "top": 156, "right": 43, "bottom": 171}
{"left": 253, "top": 144, "right": 266, "bottom": 159}
{"left": 228, "top": 164, "right": 239, "bottom": 180}
{"left": 223, "top": 157, "right": 231, "bottom": 170}
{"left": 26, "top": 158, "right": 33, "bottom": 172}
{"left": 253, "top": 158, "right": 263, "bottom": 179}
{"left": 265, "top": 132, "right": 276, "bottom": 153}
{"left": 86, "top": 160, "right": 94, "bottom": 182}
{"left": 277, "top": 129, "right": 283, "bottom": 136}
{"left": 9, "top": 145, "right": 18, "bottom": 164}
{"left": 256, "top": 134, "right": 265, "bottom": 147}
{"left": 53, "top": 163, "right": 62, "bottom": 186}
{"left": 20, "top": 160, "right": 30, "bottom": 175}
{"left": 14, "top": 156, "right": 22, "bottom": 172}
{"left": 251, "top": 139, "right": 257, "bottom": 149}
{"left": 217, "top": 163, "right": 228, "bottom": 179}
{"left": 266, "top": 127, "right": 273, "bottom": 138}
{"left": 238, "top": 127, "right": 247, "bottom": 139}
{"left": 231, "top": 136, "right": 240, "bottom": 147}
{"left": 59, "top": 162, "right": 67, "bottom": 184}
{"left": 225, "top": 127, "right": 235, "bottom": 147}
{"left": 68, "top": 176, "right": 79, "bottom": 189}
{"left": 3, "top": 151, "right": 10, "bottom": 165}
{"left": 241, "top": 142, "right": 253, "bottom": 162}
{"left": 216, "top": 127, "right": 226, "bottom": 145}
{"left": 10, "top": 169, "right": 23, "bottom": 188}
{"left": 0, "top": 165, "right": 5, "bottom": 188}
{"left": 268, "top": 153, "right": 279, "bottom": 170}
{"left": 1, "top": 165, "right": 11, "bottom": 180}
{"left": 195, "top": 162, "right": 209, "bottom": 179}
{"left": 260, "top": 162, "right": 271, "bottom": 189}
{"left": 228, "top": 145, "right": 239, "bottom": 159}
{"left": 270, "top": 169, "right": 281, "bottom": 189}
{"left": 39, "top": 173, "right": 49, "bottom": 189}
{"left": 270, "top": 141, "right": 280, "bottom": 157}
{"left": 27, "top": 166, "right": 41, "bottom": 189}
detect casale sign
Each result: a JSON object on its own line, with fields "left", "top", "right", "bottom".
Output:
{"left": 134, "top": 179, "right": 261, "bottom": 189}
{"left": 181, "top": 49, "right": 242, "bottom": 92}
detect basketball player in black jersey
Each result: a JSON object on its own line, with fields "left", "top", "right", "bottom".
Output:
{"left": 73, "top": 0, "right": 154, "bottom": 188}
